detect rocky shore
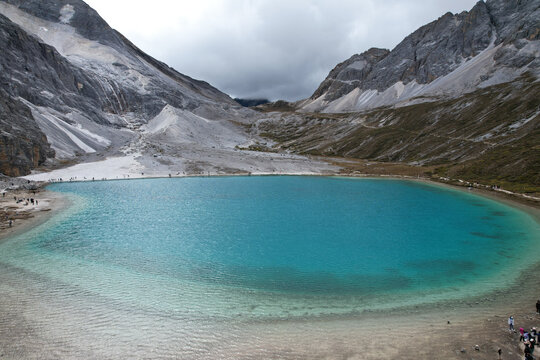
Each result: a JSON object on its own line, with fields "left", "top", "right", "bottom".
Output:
{"left": 0, "top": 176, "right": 65, "bottom": 241}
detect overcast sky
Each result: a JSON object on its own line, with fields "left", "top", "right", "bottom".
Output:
{"left": 85, "top": 0, "right": 479, "bottom": 101}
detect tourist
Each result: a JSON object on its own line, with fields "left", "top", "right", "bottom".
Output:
{"left": 509, "top": 316, "right": 515, "bottom": 332}
{"left": 536, "top": 300, "right": 540, "bottom": 314}
{"left": 498, "top": 348, "right": 502, "bottom": 359}
{"left": 8, "top": 219, "right": 12, "bottom": 227}
{"left": 524, "top": 342, "right": 532, "bottom": 358}
{"left": 520, "top": 327, "right": 525, "bottom": 341}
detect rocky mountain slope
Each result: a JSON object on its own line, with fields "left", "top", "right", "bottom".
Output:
{"left": 255, "top": 0, "right": 540, "bottom": 194}
{"left": 258, "top": 73, "right": 539, "bottom": 192}
{"left": 0, "top": 87, "right": 54, "bottom": 176}
{"left": 299, "top": 0, "right": 540, "bottom": 113}
{"left": 1, "top": 0, "right": 537, "bottom": 192}
{"left": 0, "top": 0, "right": 335, "bottom": 178}
{"left": 0, "top": 0, "right": 230, "bottom": 175}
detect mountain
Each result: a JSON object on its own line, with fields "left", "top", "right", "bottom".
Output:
{"left": 234, "top": 98, "right": 270, "bottom": 107}
{"left": 299, "top": 0, "right": 540, "bottom": 113}
{"left": 0, "top": 0, "right": 294, "bottom": 177}
{"left": 0, "top": 0, "right": 537, "bottom": 192}
{"left": 255, "top": 0, "right": 540, "bottom": 194}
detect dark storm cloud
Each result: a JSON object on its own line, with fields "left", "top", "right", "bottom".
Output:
{"left": 86, "top": 0, "right": 479, "bottom": 101}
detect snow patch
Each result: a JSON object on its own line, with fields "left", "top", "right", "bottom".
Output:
{"left": 59, "top": 4, "right": 75, "bottom": 24}
{"left": 509, "top": 111, "right": 539, "bottom": 130}
{"left": 17, "top": 99, "right": 124, "bottom": 159}
{"left": 73, "top": 123, "right": 111, "bottom": 146}
{"left": 393, "top": 81, "right": 405, "bottom": 98}
{"left": 39, "top": 90, "right": 55, "bottom": 99}
{"left": 41, "top": 114, "right": 96, "bottom": 153}
{"left": 474, "top": 133, "right": 493, "bottom": 141}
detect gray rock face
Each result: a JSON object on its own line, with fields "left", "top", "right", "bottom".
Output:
{"left": 3, "top": 0, "right": 235, "bottom": 107}
{"left": 0, "top": 12, "right": 110, "bottom": 125}
{"left": 0, "top": 0, "right": 237, "bottom": 117}
{"left": 2, "top": 0, "right": 125, "bottom": 51}
{"left": 311, "top": 48, "right": 390, "bottom": 101}
{"left": 309, "top": 0, "right": 540, "bottom": 106}
{"left": 0, "top": 88, "right": 54, "bottom": 177}
{"left": 487, "top": 0, "right": 540, "bottom": 44}
{"left": 0, "top": 12, "right": 70, "bottom": 175}
{"left": 0, "top": 0, "right": 243, "bottom": 175}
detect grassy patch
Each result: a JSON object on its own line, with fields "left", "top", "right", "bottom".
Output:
{"left": 257, "top": 74, "right": 540, "bottom": 195}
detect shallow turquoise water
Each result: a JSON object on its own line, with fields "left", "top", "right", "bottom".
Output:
{"left": 1, "top": 177, "right": 539, "bottom": 319}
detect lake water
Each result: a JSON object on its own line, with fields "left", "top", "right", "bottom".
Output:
{"left": 0, "top": 176, "right": 538, "bottom": 357}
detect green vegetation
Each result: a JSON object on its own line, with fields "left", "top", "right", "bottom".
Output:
{"left": 258, "top": 74, "right": 540, "bottom": 195}
{"left": 255, "top": 100, "right": 297, "bottom": 113}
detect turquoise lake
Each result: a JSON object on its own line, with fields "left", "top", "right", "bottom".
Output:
{"left": 1, "top": 176, "right": 539, "bottom": 319}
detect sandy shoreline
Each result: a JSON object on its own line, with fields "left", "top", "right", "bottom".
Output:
{"left": 0, "top": 174, "right": 539, "bottom": 359}
{"left": 0, "top": 186, "right": 71, "bottom": 243}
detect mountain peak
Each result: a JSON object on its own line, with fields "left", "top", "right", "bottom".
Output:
{"left": 310, "top": 47, "right": 390, "bottom": 100}
{"left": 302, "top": 0, "right": 539, "bottom": 113}
{"left": 0, "top": 0, "right": 247, "bottom": 176}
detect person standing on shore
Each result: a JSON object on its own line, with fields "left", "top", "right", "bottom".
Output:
{"left": 536, "top": 299, "right": 540, "bottom": 314}
{"left": 509, "top": 316, "right": 515, "bottom": 332}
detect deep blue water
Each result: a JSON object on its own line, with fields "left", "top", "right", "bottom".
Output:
{"left": 1, "top": 177, "right": 539, "bottom": 318}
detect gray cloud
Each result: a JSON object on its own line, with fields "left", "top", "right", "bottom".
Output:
{"left": 86, "top": 0, "right": 479, "bottom": 101}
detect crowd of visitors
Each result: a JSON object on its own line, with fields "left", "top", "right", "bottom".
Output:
{"left": 0, "top": 190, "right": 40, "bottom": 229}
{"left": 509, "top": 308, "right": 540, "bottom": 360}
{"left": 520, "top": 326, "right": 537, "bottom": 360}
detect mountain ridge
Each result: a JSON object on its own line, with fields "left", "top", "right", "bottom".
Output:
{"left": 0, "top": 0, "right": 283, "bottom": 177}
{"left": 0, "top": 0, "right": 335, "bottom": 179}
{"left": 253, "top": 0, "right": 539, "bottom": 193}
{"left": 0, "top": 0, "right": 537, "bottom": 194}
{"left": 299, "top": 0, "right": 540, "bottom": 113}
